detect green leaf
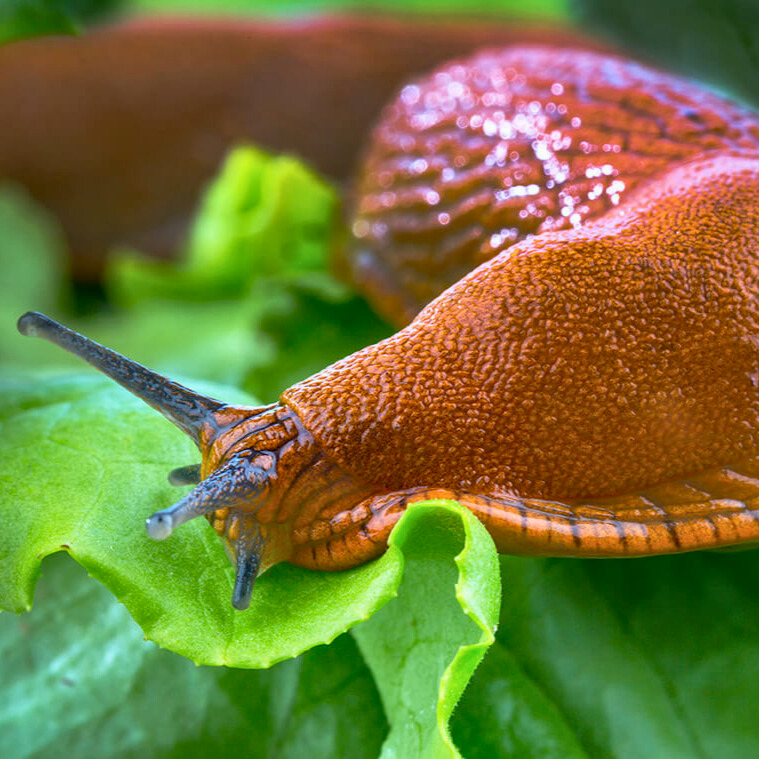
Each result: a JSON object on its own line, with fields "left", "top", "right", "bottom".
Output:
{"left": 0, "top": 0, "right": 77, "bottom": 43}
{"left": 486, "top": 553, "right": 759, "bottom": 758}
{"left": 242, "top": 278, "right": 392, "bottom": 401}
{"left": 79, "top": 298, "right": 273, "bottom": 390}
{"left": 7, "top": 372, "right": 759, "bottom": 757}
{"left": 352, "top": 500, "right": 501, "bottom": 759}
{"left": 0, "top": 0, "right": 120, "bottom": 44}
{"left": 451, "top": 643, "right": 589, "bottom": 759}
{"left": 107, "top": 146, "right": 338, "bottom": 305}
{"left": 0, "top": 552, "right": 387, "bottom": 759}
{"left": 571, "top": 0, "right": 759, "bottom": 110}
{"left": 0, "top": 373, "right": 401, "bottom": 667}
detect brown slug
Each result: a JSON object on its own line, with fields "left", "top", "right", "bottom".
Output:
{"left": 17, "top": 46, "right": 759, "bottom": 610}
{"left": 0, "top": 16, "right": 604, "bottom": 282}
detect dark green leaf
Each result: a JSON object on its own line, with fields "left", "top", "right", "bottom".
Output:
{"left": 451, "top": 644, "right": 589, "bottom": 759}
{"left": 242, "top": 279, "right": 392, "bottom": 401}
{"left": 487, "top": 553, "right": 759, "bottom": 758}
{"left": 0, "top": 553, "right": 386, "bottom": 759}
{"left": 571, "top": 0, "right": 759, "bottom": 109}
{"left": 0, "top": 0, "right": 77, "bottom": 43}
{"left": 0, "top": 0, "right": 121, "bottom": 44}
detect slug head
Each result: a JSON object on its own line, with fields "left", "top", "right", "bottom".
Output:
{"left": 17, "top": 311, "right": 281, "bottom": 610}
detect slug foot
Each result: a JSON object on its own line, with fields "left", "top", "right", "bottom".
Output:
{"left": 400, "top": 461, "right": 759, "bottom": 558}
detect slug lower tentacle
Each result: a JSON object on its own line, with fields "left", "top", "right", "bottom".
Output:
{"left": 17, "top": 46, "right": 759, "bottom": 608}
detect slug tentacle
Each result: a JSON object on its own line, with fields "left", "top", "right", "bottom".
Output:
{"left": 17, "top": 311, "right": 223, "bottom": 444}
{"left": 168, "top": 464, "right": 202, "bottom": 487}
{"left": 146, "top": 450, "right": 271, "bottom": 540}
{"left": 232, "top": 532, "right": 265, "bottom": 610}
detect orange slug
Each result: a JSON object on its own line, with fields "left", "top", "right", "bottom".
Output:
{"left": 343, "top": 47, "right": 759, "bottom": 325}
{"left": 17, "top": 46, "right": 759, "bottom": 610}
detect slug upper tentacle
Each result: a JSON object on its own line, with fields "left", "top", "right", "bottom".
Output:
{"left": 16, "top": 311, "right": 224, "bottom": 443}
{"left": 168, "top": 464, "right": 202, "bottom": 486}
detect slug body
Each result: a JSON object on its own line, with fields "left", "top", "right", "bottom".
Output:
{"left": 343, "top": 47, "right": 759, "bottom": 325}
{"left": 19, "top": 47, "right": 759, "bottom": 609}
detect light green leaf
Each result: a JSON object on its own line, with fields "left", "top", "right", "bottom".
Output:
{"left": 107, "top": 146, "right": 338, "bottom": 304}
{"left": 129, "top": 0, "right": 569, "bottom": 22}
{"left": 0, "top": 373, "right": 401, "bottom": 667}
{"left": 352, "top": 500, "right": 501, "bottom": 759}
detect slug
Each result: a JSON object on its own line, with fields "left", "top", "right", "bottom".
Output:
{"left": 0, "top": 17, "right": 603, "bottom": 282}
{"left": 17, "top": 47, "right": 759, "bottom": 610}
{"left": 343, "top": 46, "right": 759, "bottom": 325}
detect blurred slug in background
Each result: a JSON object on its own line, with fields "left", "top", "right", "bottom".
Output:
{"left": 16, "top": 38, "right": 759, "bottom": 609}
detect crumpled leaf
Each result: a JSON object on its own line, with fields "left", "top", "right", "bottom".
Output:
{"left": 352, "top": 500, "right": 501, "bottom": 759}
{"left": 0, "top": 552, "right": 387, "bottom": 759}
{"left": 0, "top": 373, "right": 401, "bottom": 667}
{"left": 107, "top": 146, "right": 338, "bottom": 304}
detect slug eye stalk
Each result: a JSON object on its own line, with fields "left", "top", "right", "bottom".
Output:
{"left": 145, "top": 452, "right": 269, "bottom": 610}
{"left": 17, "top": 311, "right": 224, "bottom": 444}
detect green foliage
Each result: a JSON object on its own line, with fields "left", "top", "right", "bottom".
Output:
{"left": 127, "top": 0, "right": 568, "bottom": 21}
{"left": 108, "top": 147, "right": 338, "bottom": 304}
{"left": 1, "top": 554, "right": 387, "bottom": 759}
{"left": 572, "top": 0, "right": 759, "bottom": 109}
{"left": 0, "top": 186, "right": 72, "bottom": 368}
{"left": 0, "top": 0, "right": 121, "bottom": 44}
